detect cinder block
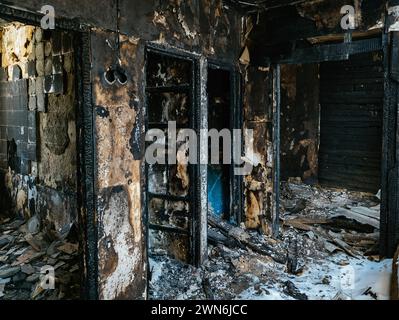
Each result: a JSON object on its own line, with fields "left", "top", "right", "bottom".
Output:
{"left": 27, "top": 144, "right": 37, "bottom": 161}
{"left": 35, "top": 42, "right": 44, "bottom": 60}
{"left": 45, "top": 56, "right": 53, "bottom": 76}
{"left": 27, "top": 60, "right": 36, "bottom": 77}
{"left": 36, "top": 59, "right": 44, "bottom": 76}
{"left": 0, "top": 127, "right": 7, "bottom": 140}
{"left": 35, "top": 28, "right": 43, "bottom": 43}
{"left": 28, "top": 111, "right": 36, "bottom": 128}
{"left": 36, "top": 76, "right": 44, "bottom": 94}
{"left": 44, "top": 41, "right": 52, "bottom": 57}
{"left": 28, "top": 94, "right": 37, "bottom": 111}
{"left": 28, "top": 78, "right": 36, "bottom": 96}
{"left": 28, "top": 127, "right": 36, "bottom": 144}
{"left": 37, "top": 92, "right": 45, "bottom": 112}
{"left": 0, "top": 67, "right": 7, "bottom": 81}
{"left": 52, "top": 55, "right": 63, "bottom": 74}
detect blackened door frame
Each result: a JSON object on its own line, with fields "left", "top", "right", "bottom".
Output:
{"left": 207, "top": 60, "right": 243, "bottom": 226}
{"left": 144, "top": 43, "right": 207, "bottom": 268}
{"left": 271, "top": 34, "right": 399, "bottom": 257}
{"left": 381, "top": 31, "right": 399, "bottom": 257}
{"left": 0, "top": 4, "right": 98, "bottom": 298}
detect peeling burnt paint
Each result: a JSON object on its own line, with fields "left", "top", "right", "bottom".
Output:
{"left": 242, "top": 66, "right": 274, "bottom": 233}
{"left": 97, "top": 185, "right": 145, "bottom": 300}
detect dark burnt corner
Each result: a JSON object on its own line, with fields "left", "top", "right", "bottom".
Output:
{"left": 0, "top": 0, "right": 398, "bottom": 301}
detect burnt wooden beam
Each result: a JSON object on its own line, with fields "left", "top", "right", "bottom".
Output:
{"left": 271, "top": 37, "right": 382, "bottom": 65}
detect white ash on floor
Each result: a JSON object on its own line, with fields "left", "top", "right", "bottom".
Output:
{"left": 149, "top": 182, "right": 391, "bottom": 300}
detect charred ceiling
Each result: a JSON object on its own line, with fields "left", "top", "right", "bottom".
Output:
{"left": 247, "top": 0, "right": 386, "bottom": 65}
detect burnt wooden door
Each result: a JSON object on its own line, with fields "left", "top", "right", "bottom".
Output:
{"left": 319, "top": 52, "right": 384, "bottom": 193}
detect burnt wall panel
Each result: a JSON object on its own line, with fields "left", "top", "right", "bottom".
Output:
{"left": 280, "top": 64, "right": 320, "bottom": 184}
{"left": 243, "top": 66, "right": 274, "bottom": 234}
{"left": 319, "top": 52, "right": 384, "bottom": 192}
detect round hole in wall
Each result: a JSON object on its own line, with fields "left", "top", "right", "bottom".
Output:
{"left": 104, "top": 68, "right": 116, "bottom": 85}
{"left": 115, "top": 67, "right": 128, "bottom": 85}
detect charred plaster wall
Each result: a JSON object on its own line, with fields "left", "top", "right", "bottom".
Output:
{"left": 0, "top": 23, "right": 78, "bottom": 240}
{"left": 89, "top": 0, "right": 242, "bottom": 300}
{"left": 3, "top": 0, "right": 250, "bottom": 299}
{"left": 280, "top": 64, "right": 320, "bottom": 184}
{"left": 242, "top": 64, "right": 274, "bottom": 234}
{"left": 5, "top": 0, "right": 274, "bottom": 272}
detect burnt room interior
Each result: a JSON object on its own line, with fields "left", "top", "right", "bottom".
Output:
{"left": 0, "top": 0, "right": 399, "bottom": 301}
{"left": 279, "top": 49, "right": 384, "bottom": 243}
{"left": 0, "top": 19, "right": 81, "bottom": 299}
{"left": 280, "top": 51, "right": 383, "bottom": 194}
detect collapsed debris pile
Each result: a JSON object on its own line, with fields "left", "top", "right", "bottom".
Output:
{"left": 280, "top": 181, "right": 381, "bottom": 257}
{"left": 0, "top": 216, "right": 80, "bottom": 300}
{"left": 149, "top": 182, "right": 392, "bottom": 300}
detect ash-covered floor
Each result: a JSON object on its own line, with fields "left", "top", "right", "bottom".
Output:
{"left": 149, "top": 181, "right": 392, "bottom": 300}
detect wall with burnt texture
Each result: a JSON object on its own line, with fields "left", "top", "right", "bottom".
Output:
{"left": 280, "top": 64, "right": 320, "bottom": 184}
{"left": 89, "top": 1, "right": 241, "bottom": 300}
{"left": 0, "top": 23, "right": 77, "bottom": 240}
{"left": 242, "top": 65, "right": 274, "bottom": 234}
{"left": 3, "top": 0, "right": 243, "bottom": 299}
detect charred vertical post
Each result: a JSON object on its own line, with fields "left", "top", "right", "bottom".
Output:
{"left": 272, "top": 64, "right": 281, "bottom": 237}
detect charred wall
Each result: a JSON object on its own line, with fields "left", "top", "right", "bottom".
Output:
{"left": 319, "top": 52, "right": 384, "bottom": 193}
{"left": 280, "top": 64, "right": 320, "bottom": 184}
{"left": 242, "top": 65, "right": 274, "bottom": 234}
{"left": 88, "top": 0, "right": 242, "bottom": 299}
{"left": 0, "top": 0, "right": 242, "bottom": 299}
{"left": 0, "top": 22, "right": 77, "bottom": 241}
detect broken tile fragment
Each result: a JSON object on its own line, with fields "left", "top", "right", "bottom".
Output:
{"left": 0, "top": 266, "right": 21, "bottom": 279}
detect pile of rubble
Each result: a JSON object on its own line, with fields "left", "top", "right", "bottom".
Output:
{"left": 0, "top": 216, "right": 80, "bottom": 300}
{"left": 149, "top": 182, "right": 392, "bottom": 300}
{"left": 280, "top": 181, "right": 381, "bottom": 257}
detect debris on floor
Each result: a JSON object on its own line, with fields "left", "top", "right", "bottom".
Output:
{"left": 0, "top": 216, "right": 80, "bottom": 300}
{"left": 149, "top": 182, "right": 392, "bottom": 300}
